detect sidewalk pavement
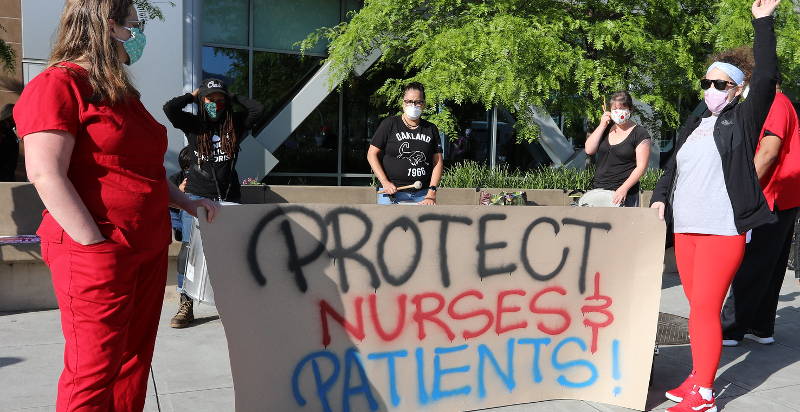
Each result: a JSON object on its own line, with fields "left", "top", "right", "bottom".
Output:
{"left": 2, "top": 270, "right": 799, "bottom": 412}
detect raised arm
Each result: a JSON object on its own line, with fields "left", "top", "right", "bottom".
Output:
{"left": 584, "top": 112, "right": 612, "bottom": 155}
{"left": 740, "top": 1, "right": 780, "bottom": 141}
{"left": 163, "top": 91, "right": 200, "bottom": 133}
{"left": 233, "top": 94, "right": 265, "bottom": 134}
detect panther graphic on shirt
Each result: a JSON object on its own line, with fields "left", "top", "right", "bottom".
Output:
{"left": 397, "top": 141, "right": 428, "bottom": 166}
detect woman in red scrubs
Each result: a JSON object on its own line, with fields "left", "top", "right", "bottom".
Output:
{"left": 13, "top": 1, "right": 218, "bottom": 411}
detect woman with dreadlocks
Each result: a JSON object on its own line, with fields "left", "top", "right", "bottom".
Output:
{"left": 163, "top": 78, "right": 264, "bottom": 327}
{"left": 164, "top": 78, "right": 264, "bottom": 203}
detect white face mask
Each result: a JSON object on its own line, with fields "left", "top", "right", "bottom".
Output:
{"left": 610, "top": 109, "right": 631, "bottom": 125}
{"left": 404, "top": 105, "right": 422, "bottom": 120}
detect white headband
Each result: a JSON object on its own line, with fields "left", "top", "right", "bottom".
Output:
{"left": 707, "top": 62, "right": 745, "bottom": 86}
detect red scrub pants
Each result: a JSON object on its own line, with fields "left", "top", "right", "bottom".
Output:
{"left": 42, "top": 232, "right": 168, "bottom": 412}
{"left": 674, "top": 233, "right": 745, "bottom": 388}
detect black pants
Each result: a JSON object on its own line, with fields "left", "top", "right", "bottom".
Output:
{"left": 794, "top": 217, "right": 800, "bottom": 279}
{"left": 721, "top": 206, "right": 799, "bottom": 340}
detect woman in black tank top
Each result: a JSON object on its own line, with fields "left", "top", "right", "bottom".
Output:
{"left": 584, "top": 91, "right": 652, "bottom": 206}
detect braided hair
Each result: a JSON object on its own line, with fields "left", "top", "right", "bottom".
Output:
{"left": 196, "top": 98, "right": 238, "bottom": 162}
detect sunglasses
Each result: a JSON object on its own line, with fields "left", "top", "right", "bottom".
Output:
{"left": 700, "top": 78, "right": 736, "bottom": 91}
{"left": 403, "top": 99, "right": 425, "bottom": 106}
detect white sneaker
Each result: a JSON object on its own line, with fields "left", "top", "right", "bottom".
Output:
{"left": 744, "top": 334, "right": 775, "bottom": 344}
{"left": 722, "top": 339, "right": 740, "bottom": 347}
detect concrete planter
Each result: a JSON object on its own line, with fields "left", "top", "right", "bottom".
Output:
{"left": 0, "top": 183, "right": 657, "bottom": 311}
{"left": 241, "top": 185, "right": 655, "bottom": 207}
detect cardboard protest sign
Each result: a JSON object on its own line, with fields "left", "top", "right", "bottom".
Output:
{"left": 200, "top": 204, "right": 665, "bottom": 412}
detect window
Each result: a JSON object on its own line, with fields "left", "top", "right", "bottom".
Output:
{"left": 201, "top": 47, "right": 248, "bottom": 96}
{"left": 253, "top": 0, "right": 340, "bottom": 54}
{"left": 200, "top": 0, "right": 397, "bottom": 186}
{"left": 271, "top": 93, "right": 340, "bottom": 174}
{"left": 252, "top": 52, "right": 323, "bottom": 116}
{"left": 201, "top": 0, "right": 249, "bottom": 46}
{"left": 341, "top": 66, "right": 401, "bottom": 173}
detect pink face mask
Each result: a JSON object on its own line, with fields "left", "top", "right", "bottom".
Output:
{"left": 704, "top": 87, "right": 731, "bottom": 114}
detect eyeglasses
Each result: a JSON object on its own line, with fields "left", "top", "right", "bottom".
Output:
{"left": 126, "top": 20, "right": 146, "bottom": 33}
{"left": 403, "top": 99, "right": 425, "bottom": 106}
{"left": 700, "top": 78, "right": 736, "bottom": 91}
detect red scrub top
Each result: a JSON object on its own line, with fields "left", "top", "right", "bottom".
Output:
{"left": 757, "top": 91, "right": 800, "bottom": 211}
{"left": 13, "top": 62, "right": 171, "bottom": 249}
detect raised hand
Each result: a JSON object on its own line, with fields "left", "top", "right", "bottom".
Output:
{"left": 752, "top": 0, "right": 781, "bottom": 19}
{"left": 601, "top": 111, "right": 612, "bottom": 126}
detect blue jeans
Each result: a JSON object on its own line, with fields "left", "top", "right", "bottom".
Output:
{"left": 377, "top": 188, "right": 428, "bottom": 204}
{"left": 176, "top": 194, "right": 207, "bottom": 292}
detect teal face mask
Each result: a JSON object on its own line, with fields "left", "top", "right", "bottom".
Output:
{"left": 205, "top": 102, "right": 219, "bottom": 120}
{"left": 116, "top": 27, "right": 146, "bottom": 65}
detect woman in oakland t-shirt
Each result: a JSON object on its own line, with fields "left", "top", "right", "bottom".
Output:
{"left": 368, "top": 82, "right": 443, "bottom": 205}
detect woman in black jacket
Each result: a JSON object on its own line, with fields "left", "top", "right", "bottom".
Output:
{"left": 164, "top": 78, "right": 264, "bottom": 203}
{"left": 651, "top": 1, "right": 780, "bottom": 411}
{"left": 163, "top": 79, "right": 264, "bottom": 327}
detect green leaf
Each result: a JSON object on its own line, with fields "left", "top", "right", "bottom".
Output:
{"left": 300, "top": 0, "right": 800, "bottom": 142}
{"left": 133, "top": 0, "right": 174, "bottom": 21}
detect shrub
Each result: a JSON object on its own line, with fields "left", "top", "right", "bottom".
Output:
{"left": 440, "top": 160, "right": 664, "bottom": 191}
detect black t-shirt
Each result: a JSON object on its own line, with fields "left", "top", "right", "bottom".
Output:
{"left": 592, "top": 124, "right": 651, "bottom": 193}
{"left": 370, "top": 116, "right": 443, "bottom": 188}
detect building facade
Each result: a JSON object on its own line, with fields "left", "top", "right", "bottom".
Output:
{"left": 15, "top": 0, "right": 599, "bottom": 186}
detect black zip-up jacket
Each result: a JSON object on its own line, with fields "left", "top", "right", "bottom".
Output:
{"left": 651, "top": 17, "right": 779, "bottom": 235}
{"left": 163, "top": 93, "right": 264, "bottom": 201}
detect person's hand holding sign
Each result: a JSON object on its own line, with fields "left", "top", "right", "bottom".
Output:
{"left": 651, "top": 201, "right": 665, "bottom": 220}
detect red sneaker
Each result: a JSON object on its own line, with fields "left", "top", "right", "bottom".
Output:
{"left": 667, "top": 386, "right": 717, "bottom": 412}
{"left": 665, "top": 373, "right": 694, "bottom": 402}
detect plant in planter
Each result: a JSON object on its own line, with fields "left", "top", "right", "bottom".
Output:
{"left": 440, "top": 160, "right": 664, "bottom": 191}
{"left": 241, "top": 177, "right": 265, "bottom": 186}
{"left": 480, "top": 191, "right": 528, "bottom": 206}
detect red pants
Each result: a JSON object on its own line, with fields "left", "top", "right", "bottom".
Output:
{"left": 674, "top": 233, "right": 745, "bottom": 388}
{"left": 42, "top": 232, "right": 167, "bottom": 412}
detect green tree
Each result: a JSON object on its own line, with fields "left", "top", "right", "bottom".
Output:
{"left": 0, "top": 23, "right": 14, "bottom": 73}
{"left": 133, "top": 0, "right": 174, "bottom": 20}
{"left": 711, "top": 0, "right": 800, "bottom": 91}
{"left": 302, "top": 0, "right": 800, "bottom": 141}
